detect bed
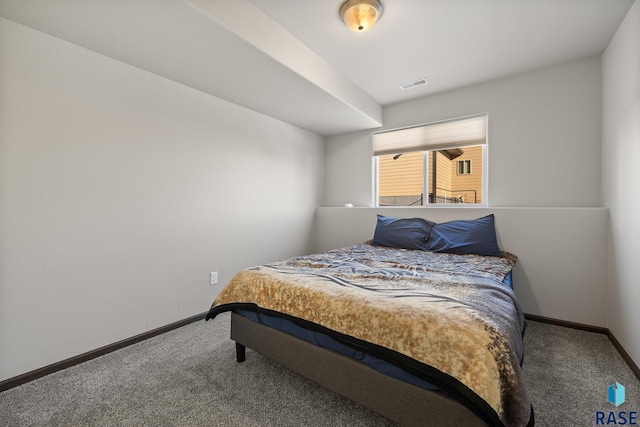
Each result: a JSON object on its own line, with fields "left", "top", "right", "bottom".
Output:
{"left": 206, "top": 214, "right": 534, "bottom": 426}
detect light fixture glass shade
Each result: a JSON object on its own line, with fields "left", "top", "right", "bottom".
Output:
{"left": 340, "top": 0, "right": 383, "bottom": 32}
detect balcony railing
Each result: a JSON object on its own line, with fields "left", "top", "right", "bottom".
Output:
{"left": 429, "top": 187, "right": 477, "bottom": 204}
{"left": 379, "top": 188, "right": 479, "bottom": 206}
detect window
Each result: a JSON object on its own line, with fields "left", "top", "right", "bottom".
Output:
{"left": 457, "top": 160, "right": 471, "bottom": 175}
{"left": 374, "top": 115, "right": 487, "bottom": 206}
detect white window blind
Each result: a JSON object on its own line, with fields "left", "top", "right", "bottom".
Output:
{"left": 373, "top": 114, "right": 487, "bottom": 156}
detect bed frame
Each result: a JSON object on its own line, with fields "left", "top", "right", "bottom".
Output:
{"left": 230, "top": 312, "right": 489, "bottom": 427}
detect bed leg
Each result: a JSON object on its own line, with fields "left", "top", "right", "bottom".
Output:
{"left": 235, "top": 342, "right": 246, "bottom": 363}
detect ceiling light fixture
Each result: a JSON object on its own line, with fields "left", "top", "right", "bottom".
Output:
{"left": 340, "top": 0, "right": 383, "bottom": 33}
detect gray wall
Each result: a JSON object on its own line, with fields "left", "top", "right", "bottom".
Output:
{"left": 0, "top": 18, "right": 324, "bottom": 382}
{"left": 325, "top": 56, "right": 603, "bottom": 208}
{"left": 602, "top": 0, "right": 640, "bottom": 371}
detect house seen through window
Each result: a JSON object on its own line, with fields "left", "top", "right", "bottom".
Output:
{"left": 374, "top": 115, "right": 487, "bottom": 206}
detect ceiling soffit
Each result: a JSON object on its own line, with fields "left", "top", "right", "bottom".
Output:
{"left": 0, "top": 0, "right": 383, "bottom": 136}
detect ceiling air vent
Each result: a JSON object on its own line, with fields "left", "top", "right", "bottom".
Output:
{"left": 399, "top": 78, "right": 428, "bottom": 91}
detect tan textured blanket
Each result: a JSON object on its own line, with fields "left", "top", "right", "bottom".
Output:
{"left": 207, "top": 243, "right": 532, "bottom": 427}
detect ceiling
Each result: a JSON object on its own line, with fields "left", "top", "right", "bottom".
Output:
{"left": 0, "top": 0, "right": 635, "bottom": 136}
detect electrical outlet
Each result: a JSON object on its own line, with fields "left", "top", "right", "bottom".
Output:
{"left": 210, "top": 271, "right": 218, "bottom": 286}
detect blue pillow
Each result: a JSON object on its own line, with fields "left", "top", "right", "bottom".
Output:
{"left": 371, "top": 215, "right": 434, "bottom": 251}
{"left": 425, "top": 214, "right": 502, "bottom": 257}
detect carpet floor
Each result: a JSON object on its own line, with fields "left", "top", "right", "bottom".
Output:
{"left": 1, "top": 313, "right": 638, "bottom": 426}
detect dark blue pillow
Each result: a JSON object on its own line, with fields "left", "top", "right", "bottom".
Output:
{"left": 371, "top": 215, "right": 434, "bottom": 251}
{"left": 425, "top": 214, "right": 502, "bottom": 257}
